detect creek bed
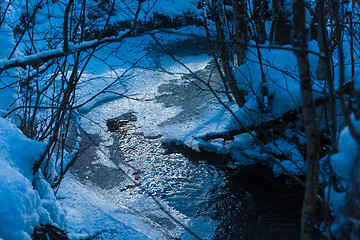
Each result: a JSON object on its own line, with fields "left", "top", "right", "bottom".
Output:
{"left": 106, "top": 114, "right": 304, "bottom": 240}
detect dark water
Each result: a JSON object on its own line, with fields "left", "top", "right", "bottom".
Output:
{"left": 106, "top": 114, "right": 304, "bottom": 240}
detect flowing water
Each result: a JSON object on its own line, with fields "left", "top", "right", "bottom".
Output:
{"left": 71, "top": 36, "right": 305, "bottom": 239}
{"left": 106, "top": 114, "right": 304, "bottom": 240}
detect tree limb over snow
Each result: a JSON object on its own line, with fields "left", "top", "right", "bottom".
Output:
{"left": 198, "top": 97, "right": 329, "bottom": 141}
{"left": 0, "top": 30, "right": 132, "bottom": 70}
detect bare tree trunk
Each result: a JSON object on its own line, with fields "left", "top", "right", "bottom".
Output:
{"left": 211, "top": 0, "right": 246, "bottom": 107}
{"left": 252, "top": 0, "right": 267, "bottom": 44}
{"left": 315, "top": 1, "right": 328, "bottom": 81}
{"left": 202, "top": 4, "right": 233, "bottom": 102}
{"left": 293, "top": 0, "right": 320, "bottom": 239}
{"left": 270, "top": 0, "right": 291, "bottom": 46}
{"left": 317, "top": 0, "right": 337, "bottom": 151}
{"left": 232, "top": 0, "right": 248, "bottom": 66}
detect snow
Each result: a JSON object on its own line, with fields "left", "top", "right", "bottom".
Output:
{"left": 0, "top": 160, "right": 40, "bottom": 240}
{"left": 327, "top": 119, "right": 360, "bottom": 237}
{"left": 148, "top": 39, "right": 325, "bottom": 173}
{"left": 354, "top": 69, "right": 360, "bottom": 91}
{"left": 77, "top": 32, "right": 213, "bottom": 138}
{"left": 0, "top": 0, "right": 25, "bottom": 118}
{"left": 0, "top": 118, "right": 64, "bottom": 240}
{"left": 0, "top": 2, "right": 161, "bottom": 238}
{"left": 0, "top": 118, "right": 45, "bottom": 179}
{"left": 0, "top": 0, "right": 359, "bottom": 238}
{"left": 0, "top": 6, "right": 69, "bottom": 236}
{"left": 57, "top": 176, "right": 167, "bottom": 240}
{"left": 160, "top": 100, "right": 233, "bottom": 148}
{"left": 140, "top": 0, "right": 201, "bottom": 17}
{"left": 331, "top": 126, "right": 358, "bottom": 183}
{"left": 269, "top": 139, "right": 305, "bottom": 176}
{"left": 54, "top": 26, "right": 219, "bottom": 239}
{"left": 232, "top": 40, "right": 321, "bottom": 122}
{"left": 0, "top": 106, "right": 179, "bottom": 239}
{"left": 328, "top": 119, "right": 360, "bottom": 214}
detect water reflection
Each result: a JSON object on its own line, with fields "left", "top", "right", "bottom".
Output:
{"left": 107, "top": 115, "right": 303, "bottom": 240}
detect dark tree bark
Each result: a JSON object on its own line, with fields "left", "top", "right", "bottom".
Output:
{"left": 232, "top": 0, "right": 248, "bottom": 66}
{"left": 202, "top": 8, "right": 233, "bottom": 102}
{"left": 293, "top": 0, "right": 320, "bottom": 239}
{"left": 329, "top": 0, "right": 343, "bottom": 54}
{"left": 315, "top": 2, "right": 328, "bottom": 81}
{"left": 270, "top": 0, "right": 291, "bottom": 46}
{"left": 252, "top": 0, "right": 268, "bottom": 44}
{"left": 211, "top": 0, "right": 246, "bottom": 107}
{"left": 317, "top": 0, "right": 337, "bottom": 150}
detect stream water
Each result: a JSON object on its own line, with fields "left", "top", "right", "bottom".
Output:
{"left": 71, "top": 35, "right": 305, "bottom": 239}
{"left": 106, "top": 114, "right": 304, "bottom": 240}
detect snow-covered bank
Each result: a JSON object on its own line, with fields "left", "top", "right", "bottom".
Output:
{"left": 0, "top": 118, "right": 65, "bottom": 240}
{"left": 0, "top": 17, "right": 218, "bottom": 238}
{"left": 57, "top": 175, "right": 167, "bottom": 240}
{"left": 327, "top": 118, "right": 360, "bottom": 237}
{"left": 1, "top": 0, "right": 359, "bottom": 238}
{"left": 154, "top": 40, "right": 325, "bottom": 177}
{"left": 0, "top": 0, "right": 66, "bottom": 238}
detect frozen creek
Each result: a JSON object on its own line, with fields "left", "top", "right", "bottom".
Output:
{"left": 58, "top": 35, "right": 304, "bottom": 239}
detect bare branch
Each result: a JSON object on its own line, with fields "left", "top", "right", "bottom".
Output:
{"left": 63, "top": 0, "right": 74, "bottom": 53}
{"left": 0, "top": 31, "right": 132, "bottom": 71}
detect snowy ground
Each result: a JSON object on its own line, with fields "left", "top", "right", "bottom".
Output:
{"left": 55, "top": 24, "right": 330, "bottom": 237}
{"left": 1, "top": 23, "right": 316, "bottom": 239}
{"left": 0, "top": 23, "right": 330, "bottom": 239}
{"left": 55, "top": 28, "right": 228, "bottom": 239}
{"left": 1, "top": 0, "right": 358, "bottom": 238}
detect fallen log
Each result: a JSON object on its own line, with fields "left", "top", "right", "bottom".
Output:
{"left": 198, "top": 97, "right": 329, "bottom": 141}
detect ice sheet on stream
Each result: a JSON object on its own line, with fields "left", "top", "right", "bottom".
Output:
{"left": 57, "top": 30, "right": 222, "bottom": 239}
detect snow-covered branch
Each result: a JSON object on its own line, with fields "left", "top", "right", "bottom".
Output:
{"left": 0, "top": 31, "right": 132, "bottom": 71}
